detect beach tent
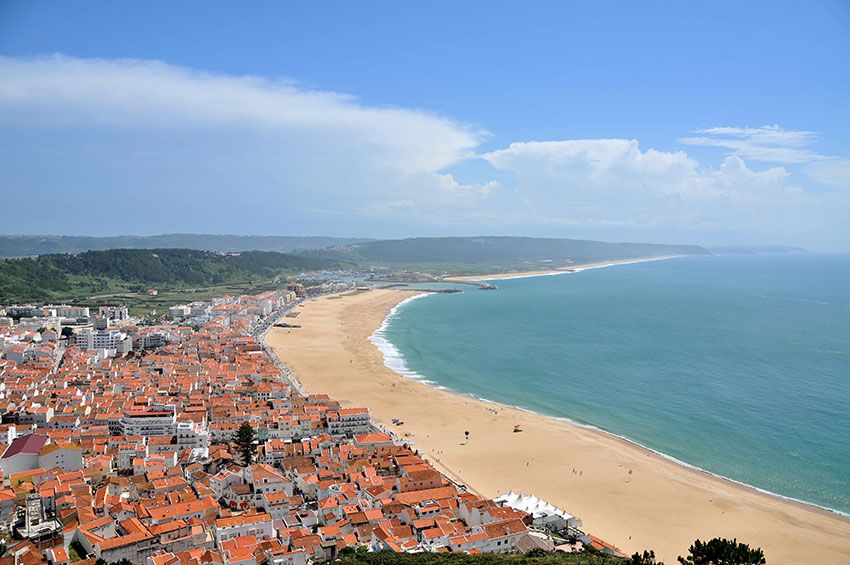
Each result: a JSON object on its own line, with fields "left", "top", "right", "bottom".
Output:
{"left": 494, "top": 491, "right": 581, "bottom": 531}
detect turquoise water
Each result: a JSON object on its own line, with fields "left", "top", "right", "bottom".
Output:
{"left": 379, "top": 254, "right": 850, "bottom": 514}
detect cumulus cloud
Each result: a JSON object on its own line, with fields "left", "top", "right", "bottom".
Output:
{"left": 482, "top": 139, "right": 843, "bottom": 241}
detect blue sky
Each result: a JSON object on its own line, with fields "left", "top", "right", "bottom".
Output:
{"left": 1, "top": 1, "right": 849, "bottom": 248}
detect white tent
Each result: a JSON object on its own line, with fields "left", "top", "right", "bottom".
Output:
{"left": 494, "top": 491, "right": 581, "bottom": 530}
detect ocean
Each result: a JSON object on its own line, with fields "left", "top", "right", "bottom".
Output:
{"left": 374, "top": 254, "right": 850, "bottom": 514}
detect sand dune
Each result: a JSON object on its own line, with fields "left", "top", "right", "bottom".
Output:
{"left": 265, "top": 288, "right": 850, "bottom": 564}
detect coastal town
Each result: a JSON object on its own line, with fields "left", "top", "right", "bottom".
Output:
{"left": 0, "top": 282, "right": 615, "bottom": 565}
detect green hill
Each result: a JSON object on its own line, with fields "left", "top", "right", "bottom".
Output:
{"left": 0, "top": 248, "right": 341, "bottom": 304}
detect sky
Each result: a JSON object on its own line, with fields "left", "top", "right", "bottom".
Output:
{"left": 1, "top": 1, "right": 849, "bottom": 249}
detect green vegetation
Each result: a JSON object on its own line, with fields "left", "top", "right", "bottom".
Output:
{"left": 0, "top": 234, "right": 372, "bottom": 258}
{"left": 69, "top": 540, "right": 87, "bottom": 562}
{"left": 0, "top": 248, "right": 342, "bottom": 304}
{"left": 335, "top": 549, "right": 622, "bottom": 565}
{"left": 307, "top": 236, "right": 710, "bottom": 275}
{"left": 628, "top": 550, "right": 662, "bottom": 564}
{"left": 334, "top": 537, "right": 767, "bottom": 565}
{"left": 677, "top": 538, "right": 765, "bottom": 565}
{"left": 0, "top": 236, "right": 712, "bottom": 307}
{"left": 235, "top": 422, "right": 257, "bottom": 466}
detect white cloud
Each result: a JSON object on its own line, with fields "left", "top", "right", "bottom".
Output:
{"left": 691, "top": 126, "right": 816, "bottom": 147}
{"left": 679, "top": 125, "right": 850, "bottom": 198}
{"left": 482, "top": 140, "right": 842, "bottom": 240}
{"left": 679, "top": 124, "right": 822, "bottom": 164}
{"left": 0, "top": 54, "right": 483, "bottom": 173}
{"left": 0, "top": 54, "right": 846, "bottom": 246}
{"left": 804, "top": 159, "right": 850, "bottom": 188}
{"left": 361, "top": 173, "right": 504, "bottom": 221}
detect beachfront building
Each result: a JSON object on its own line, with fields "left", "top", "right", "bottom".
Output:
{"left": 327, "top": 407, "right": 371, "bottom": 436}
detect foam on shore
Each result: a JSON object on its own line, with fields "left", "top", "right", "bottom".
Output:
{"left": 368, "top": 293, "right": 447, "bottom": 390}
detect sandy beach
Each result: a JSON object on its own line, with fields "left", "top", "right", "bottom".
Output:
{"left": 265, "top": 288, "right": 850, "bottom": 564}
{"left": 443, "top": 256, "right": 681, "bottom": 282}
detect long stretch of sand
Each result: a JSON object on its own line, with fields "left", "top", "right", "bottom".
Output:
{"left": 265, "top": 288, "right": 850, "bottom": 564}
{"left": 443, "top": 256, "right": 680, "bottom": 282}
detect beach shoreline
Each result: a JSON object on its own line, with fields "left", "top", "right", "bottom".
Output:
{"left": 265, "top": 286, "right": 850, "bottom": 564}
{"left": 370, "top": 278, "right": 850, "bottom": 522}
{"left": 442, "top": 255, "right": 683, "bottom": 283}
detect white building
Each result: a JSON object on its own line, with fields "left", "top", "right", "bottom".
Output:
{"left": 74, "top": 328, "right": 132, "bottom": 357}
{"left": 190, "top": 302, "right": 211, "bottom": 317}
{"left": 45, "top": 305, "right": 91, "bottom": 318}
{"left": 38, "top": 443, "right": 83, "bottom": 471}
{"left": 327, "top": 407, "right": 371, "bottom": 436}
{"left": 120, "top": 407, "right": 177, "bottom": 437}
{"left": 0, "top": 434, "right": 48, "bottom": 476}
{"left": 176, "top": 421, "right": 210, "bottom": 450}
{"left": 99, "top": 306, "right": 129, "bottom": 321}
{"left": 214, "top": 513, "right": 275, "bottom": 545}
{"left": 169, "top": 305, "right": 191, "bottom": 319}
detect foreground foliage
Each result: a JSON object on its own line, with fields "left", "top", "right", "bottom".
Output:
{"left": 677, "top": 538, "right": 765, "bottom": 565}
{"left": 336, "top": 549, "right": 623, "bottom": 565}
{"left": 335, "top": 536, "right": 767, "bottom": 565}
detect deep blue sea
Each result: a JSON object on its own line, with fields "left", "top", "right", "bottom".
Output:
{"left": 376, "top": 254, "right": 850, "bottom": 514}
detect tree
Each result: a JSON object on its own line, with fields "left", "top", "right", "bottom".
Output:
{"left": 678, "top": 538, "right": 765, "bottom": 565}
{"left": 234, "top": 422, "right": 257, "bottom": 466}
{"left": 631, "top": 550, "right": 663, "bottom": 564}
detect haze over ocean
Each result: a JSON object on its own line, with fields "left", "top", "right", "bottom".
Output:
{"left": 379, "top": 254, "right": 850, "bottom": 513}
